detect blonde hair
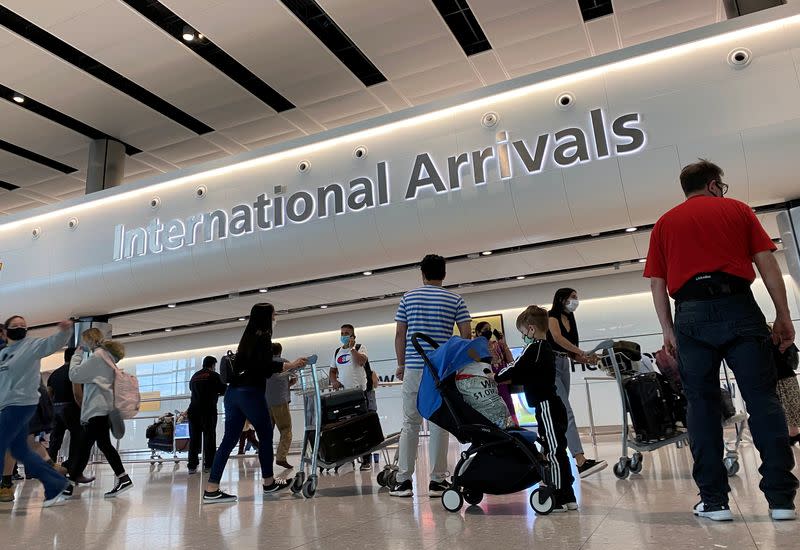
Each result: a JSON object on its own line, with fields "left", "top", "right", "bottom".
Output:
{"left": 516, "top": 306, "right": 549, "bottom": 334}
{"left": 82, "top": 328, "right": 105, "bottom": 347}
{"left": 101, "top": 340, "right": 126, "bottom": 362}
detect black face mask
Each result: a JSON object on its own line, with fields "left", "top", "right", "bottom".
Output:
{"left": 6, "top": 327, "right": 27, "bottom": 341}
{"left": 480, "top": 330, "right": 492, "bottom": 340}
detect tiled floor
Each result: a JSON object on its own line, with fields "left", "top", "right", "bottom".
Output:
{"left": 2, "top": 432, "right": 798, "bottom": 550}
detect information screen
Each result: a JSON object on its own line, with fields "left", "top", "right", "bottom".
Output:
{"left": 508, "top": 347, "right": 537, "bottom": 427}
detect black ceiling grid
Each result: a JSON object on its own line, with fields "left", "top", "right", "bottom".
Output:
{"left": 0, "top": 138, "right": 77, "bottom": 174}
{"left": 578, "top": 0, "right": 614, "bottom": 22}
{"left": 120, "top": 0, "right": 295, "bottom": 112}
{"left": 0, "top": 84, "right": 141, "bottom": 155}
{"left": 0, "top": 5, "right": 213, "bottom": 135}
{"left": 279, "top": 0, "right": 387, "bottom": 86}
{"left": 432, "top": 0, "right": 492, "bottom": 56}
{"left": 0, "top": 181, "right": 20, "bottom": 191}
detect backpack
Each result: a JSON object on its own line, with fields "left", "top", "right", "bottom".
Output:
{"left": 219, "top": 350, "right": 237, "bottom": 384}
{"left": 335, "top": 344, "right": 374, "bottom": 391}
{"left": 97, "top": 348, "right": 141, "bottom": 420}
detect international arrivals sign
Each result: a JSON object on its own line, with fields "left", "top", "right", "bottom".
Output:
{"left": 113, "top": 109, "right": 646, "bottom": 261}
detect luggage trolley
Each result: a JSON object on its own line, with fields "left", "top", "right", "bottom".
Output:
{"left": 146, "top": 411, "right": 190, "bottom": 463}
{"left": 290, "top": 359, "right": 401, "bottom": 498}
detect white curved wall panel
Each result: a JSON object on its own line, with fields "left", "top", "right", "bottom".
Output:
{"left": 2, "top": 10, "right": 800, "bottom": 324}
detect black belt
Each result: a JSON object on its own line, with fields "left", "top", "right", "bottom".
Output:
{"left": 674, "top": 272, "right": 751, "bottom": 303}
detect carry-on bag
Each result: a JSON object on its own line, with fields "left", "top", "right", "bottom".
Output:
{"left": 623, "top": 372, "right": 676, "bottom": 442}
{"left": 317, "top": 411, "right": 384, "bottom": 463}
{"left": 320, "top": 388, "right": 368, "bottom": 424}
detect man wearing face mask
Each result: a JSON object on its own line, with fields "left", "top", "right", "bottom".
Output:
{"left": 645, "top": 159, "right": 797, "bottom": 522}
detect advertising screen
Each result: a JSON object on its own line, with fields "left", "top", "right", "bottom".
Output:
{"left": 508, "top": 347, "right": 538, "bottom": 427}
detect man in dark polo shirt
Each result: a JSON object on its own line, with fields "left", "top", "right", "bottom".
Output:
{"left": 645, "top": 159, "right": 797, "bottom": 522}
{"left": 187, "top": 356, "right": 226, "bottom": 474}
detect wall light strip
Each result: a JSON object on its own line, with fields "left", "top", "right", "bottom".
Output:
{"left": 2, "top": 10, "right": 798, "bottom": 233}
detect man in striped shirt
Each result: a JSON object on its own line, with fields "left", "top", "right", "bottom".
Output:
{"left": 390, "top": 254, "right": 472, "bottom": 498}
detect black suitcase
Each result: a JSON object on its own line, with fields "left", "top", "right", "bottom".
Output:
{"left": 623, "top": 372, "right": 677, "bottom": 442}
{"left": 317, "top": 411, "right": 384, "bottom": 464}
{"left": 321, "top": 388, "right": 368, "bottom": 424}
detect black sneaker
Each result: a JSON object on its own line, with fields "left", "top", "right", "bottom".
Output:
{"left": 203, "top": 490, "right": 237, "bottom": 504}
{"left": 104, "top": 475, "right": 133, "bottom": 499}
{"left": 187, "top": 467, "right": 198, "bottom": 475}
{"left": 62, "top": 482, "right": 75, "bottom": 498}
{"left": 693, "top": 501, "right": 733, "bottom": 521}
{"left": 428, "top": 480, "right": 452, "bottom": 498}
{"left": 263, "top": 479, "right": 291, "bottom": 494}
{"left": 389, "top": 479, "right": 413, "bottom": 498}
{"left": 577, "top": 459, "right": 608, "bottom": 479}
{"left": 359, "top": 462, "right": 373, "bottom": 471}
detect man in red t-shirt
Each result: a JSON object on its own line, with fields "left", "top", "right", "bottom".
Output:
{"left": 645, "top": 159, "right": 797, "bottom": 522}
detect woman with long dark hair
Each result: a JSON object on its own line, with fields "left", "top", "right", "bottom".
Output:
{"left": 548, "top": 288, "right": 607, "bottom": 478}
{"left": 203, "top": 303, "right": 306, "bottom": 504}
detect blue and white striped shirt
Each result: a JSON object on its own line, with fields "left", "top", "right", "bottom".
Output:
{"left": 395, "top": 285, "right": 471, "bottom": 369}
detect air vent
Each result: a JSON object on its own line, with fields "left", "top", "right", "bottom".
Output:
{"left": 280, "top": 0, "right": 387, "bottom": 86}
{"left": 121, "top": 1, "right": 295, "bottom": 112}
{"left": 432, "top": 0, "right": 492, "bottom": 56}
{"left": 578, "top": 0, "right": 614, "bottom": 22}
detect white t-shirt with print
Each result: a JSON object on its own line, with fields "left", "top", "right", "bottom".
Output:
{"left": 331, "top": 345, "right": 369, "bottom": 390}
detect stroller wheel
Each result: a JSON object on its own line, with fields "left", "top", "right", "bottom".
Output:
{"left": 463, "top": 489, "right": 483, "bottom": 506}
{"left": 530, "top": 487, "right": 554, "bottom": 515}
{"left": 442, "top": 489, "right": 463, "bottom": 513}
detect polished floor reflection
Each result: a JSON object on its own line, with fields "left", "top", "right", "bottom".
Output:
{"left": 1, "top": 432, "right": 797, "bottom": 550}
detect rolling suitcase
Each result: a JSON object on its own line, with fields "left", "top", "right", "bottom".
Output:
{"left": 317, "top": 411, "right": 384, "bottom": 464}
{"left": 623, "top": 372, "right": 676, "bottom": 442}
{"left": 321, "top": 388, "right": 368, "bottom": 425}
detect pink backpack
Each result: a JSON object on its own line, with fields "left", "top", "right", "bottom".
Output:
{"left": 97, "top": 348, "right": 141, "bottom": 419}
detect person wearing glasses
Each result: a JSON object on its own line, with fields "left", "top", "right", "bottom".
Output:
{"left": 644, "top": 159, "right": 797, "bottom": 522}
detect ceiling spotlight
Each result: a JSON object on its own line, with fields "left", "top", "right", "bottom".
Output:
{"left": 362, "top": 271, "right": 373, "bottom": 276}
{"left": 182, "top": 25, "right": 197, "bottom": 42}
{"left": 258, "top": 288, "right": 268, "bottom": 293}
{"left": 516, "top": 275, "right": 526, "bottom": 280}
{"left": 12, "top": 94, "right": 25, "bottom": 104}
{"left": 625, "top": 227, "right": 638, "bottom": 233}
{"left": 167, "top": 303, "right": 176, "bottom": 308}
{"left": 320, "top": 305, "right": 328, "bottom": 309}
{"left": 238, "top": 317, "right": 246, "bottom": 321}
{"left": 481, "top": 251, "right": 493, "bottom": 256}
{"left": 164, "top": 328, "right": 173, "bottom": 332}
{"left": 638, "top": 258, "right": 647, "bottom": 263}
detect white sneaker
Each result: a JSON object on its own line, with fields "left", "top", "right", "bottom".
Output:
{"left": 770, "top": 508, "right": 796, "bottom": 521}
{"left": 565, "top": 501, "right": 579, "bottom": 511}
{"left": 43, "top": 493, "right": 67, "bottom": 508}
{"left": 693, "top": 501, "right": 733, "bottom": 521}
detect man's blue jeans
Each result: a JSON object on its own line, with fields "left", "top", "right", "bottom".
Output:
{"left": 675, "top": 292, "right": 797, "bottom": 509}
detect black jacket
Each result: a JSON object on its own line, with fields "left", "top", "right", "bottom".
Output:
{"left": 230, "top": 336, "right": 285, "bottom": 391}
{"left": 495, "top": 339, "right": 558, "bottom": 404}
{"left": 188, "top": 368, "right": 226, "bottom": 415}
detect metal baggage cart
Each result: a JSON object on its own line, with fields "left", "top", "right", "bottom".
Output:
{"left": 591, "top": 340, "right": 744, "bottom": 480}
{"left": 289, "top": 359, "right": 400, "bottom": 498}
{"left": 147, "top": 411, "right": 190, "bottom": 463}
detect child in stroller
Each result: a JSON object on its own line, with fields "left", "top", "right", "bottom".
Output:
{"left": 413, "top": 331, "right": 558, "bottom": 515}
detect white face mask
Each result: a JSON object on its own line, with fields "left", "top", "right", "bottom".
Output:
{"left": 565, "top": 299, "right": 579, "bottom": 313}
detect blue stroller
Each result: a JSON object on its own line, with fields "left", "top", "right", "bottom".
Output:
{"left": 413, "top": 333, "right": 556, "bottom": 514}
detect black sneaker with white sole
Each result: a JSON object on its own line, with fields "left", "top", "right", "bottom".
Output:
{"left": 577, "top": 459, "right": 608, "bottom": 479}
{"left": 62, "top": 482, "right": 75, "bottom": 498}
{"left": 104, "top": 475, "right": 133, "bottom": 499}
{"left": 203, "top": 490, "right": 238, "bottom": 504}
{"left": 428, "top": 480, "right": 452, "bottom": 498}
{"left": 389, "top": 479, "right": 413, "bottom": 497}
{"left": 263, "top": 479, "right": 291, "bottom": 494}
{"left": 693, "top": 501, "right": 733, "bottom": 521}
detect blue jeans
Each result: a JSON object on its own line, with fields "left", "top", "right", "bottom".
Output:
{"left": 208, "top": 387, "right": 274, "bottom": 484}
{"left": 675, "top": 292, "right": 798, "bottom": 509}
{"left": 0, "top": 405, "right": 67, "bottom": 499}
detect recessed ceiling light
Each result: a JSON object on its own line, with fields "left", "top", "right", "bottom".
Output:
{"left": 164, "top": 328, "right": 173, "bottom": 332}
{"left": 258, "top": 288, "right": 268, "bottom": 293}
{"left": 638, "top": 258, "right": 647, "bottom": 263}
{"left": 481, "top": 251, "right": 493, "bottom": 256}
{"left": 362, "top": 271, "right": 373, "bottom": 276}
{"left": 320, "top": 305, "right": 328, "bottom": 309}
{"left": 12, "top": 94, "right": 25, "bottom": 103}
{"left": 625, "top": 227, "right": 638, "bottom": 233}
{"left": 516, "top": 275, "right": 526, "bottom": 280}
{"left": 167, "top": 303, "right": 176, "bottom": 308}
{"left": 182, "top": 25, "right": 196, "bottom": 42}
{"left": 238, "top": 317, "right": 246, "bottom": 321}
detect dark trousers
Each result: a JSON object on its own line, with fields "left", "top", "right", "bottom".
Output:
{"left": 187, "top": 411, "right": 218, "bottom": 470}
{"left": 238, "top": 430, "right": 259, "bottom": 454}
{"left": 675, "top": 292, "right": 798, "bottom": 509}
{"left": 48, "top": 402, "right": 84, "bottom": 466}
{"left": 534, "top": 397, "right": 575, "bottom": 501}
{"left": 69, "top": 416, "right": 126, "bottom": 479}
{"left": 209, "top": 387, "right": 274, "bottom": 484}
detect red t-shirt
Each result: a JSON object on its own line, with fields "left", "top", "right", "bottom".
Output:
{"left": 644, "top": 196, "right": 776, "bottom": 296}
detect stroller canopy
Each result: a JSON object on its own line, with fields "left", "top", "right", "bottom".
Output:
{"left": 417, "top": 336, "right": 490, "bottom": 420}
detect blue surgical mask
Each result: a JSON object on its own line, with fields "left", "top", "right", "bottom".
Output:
{"left": 522, "top": 335, "right": 534, "bottom": 345}
{"left": 340, "top": 335, "right": 350, "bottom": 345}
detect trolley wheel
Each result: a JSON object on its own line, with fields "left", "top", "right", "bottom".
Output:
{"left": 441, "top": 489, "right": 463, "bottom": 513}
{"left": 530, "top": 487, "right": 554, "bottom": 515}
{"left": 463, "top": 489, "right": 483, "bottom": 506}
{"left": 386, "top": 470, "right": 398, "bottom": 488}
{"left": 630, "top": 453, "right": 644, "bottom": 475}
{"left": 302, "top": 476, "right": 318, "bottom": 499}
{"left": 376, "top": 470, "right": 389, "bottom": 487}
{"left": 291, "top": 472, "right": 306, "bottom": 494}
{"left": 724, "top": 457, "right": 740, "bottom": 477}
{"left": 613, "top": 458, "right": 630, "bottom": 479}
